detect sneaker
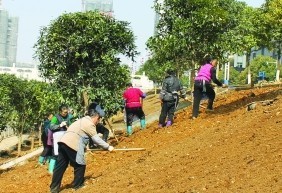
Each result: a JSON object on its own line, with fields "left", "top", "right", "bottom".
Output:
{"left": 125, "top": 133, "right": 132, "bottom": 137}
{"left": 206, "top": 108, "right": 214, "bottom": 112}
{"left": 73, "top": 183, "right": 85, "bottom": 191}
{"left": 165, "top": 121, "right": 172, "bottom": 127}
{"left": 191, "top": 116, "right": 197, "bottom": 120}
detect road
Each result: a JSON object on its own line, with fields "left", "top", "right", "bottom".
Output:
{"left": 0, "top": 134, "right": 29, "bottom": 151}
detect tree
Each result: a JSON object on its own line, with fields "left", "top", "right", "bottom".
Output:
{"left": 147, "top": 0, "right": 260, "bottom": 89}
{"left": 218, "top": 66, "right": 242, "bottom": 85}
{"left": 221, "top": 5, "right": 261, "bottom": 85}
{"left": 0, "top": 74, "right": 13, "bottom": 135}
{"left": 260, "top": 0, "right": 282, "bottom": 81}
{"left": 218, "top": 56, "right": 277, "bottom": 85}
{"left": 35, "top": 11, "right": 137, "bottom": 117}
{"left": 138, "top": 56, "right": 170, "bottom": 85}
{"left": 0, "top": 74, "right": 40, "bottom": 155}
{"left": 28, "top": 80, "right": 63, "bottom": 148}
{"left": 0, "top": 74, "right": 65, "bottom": 155}
{"left": 240, "top": 56, "right": 277, "bottom": 83}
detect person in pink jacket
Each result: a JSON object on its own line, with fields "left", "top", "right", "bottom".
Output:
{"left": 192, "top": 55, "right": 227, "bottom": 119}
{"left": 123, "top": 82, "right": 146, "bottom": 135}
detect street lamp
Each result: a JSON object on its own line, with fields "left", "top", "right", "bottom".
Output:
{"left": 223, "top": 53, "right": 230, "bottom": 85}
{"left": 243, "top": 51, "right": 252, "bottom": 85}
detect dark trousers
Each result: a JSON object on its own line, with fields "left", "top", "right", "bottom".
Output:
{"left": 40, "top": 132, "right": 52, "bottom": 158}
{"left": 40, "top": 145, "right": 53, "bottom": 157}
{"left": 41, "top": 132, "right": 48, "bottom": 148}
{"left": 50, "top": 143, "right": 86, "bottom": 193}
{"left": 159, "top": 100, "right": 176, "bottom": 126}
{"left": 96, "top": 123, "right": 109, "bottom": 142}
{"left": 192, "top": 82, "right": 215, "bottom": 117}
{"left": 125, "top": 107, "right": 145, "bottom": 126}
{"left": 89, "top": 123, "right": 109, "bottom": 148}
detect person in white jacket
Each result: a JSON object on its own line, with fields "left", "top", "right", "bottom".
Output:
{"left": 50, "top": 105, "right": 114, "bottom": 193}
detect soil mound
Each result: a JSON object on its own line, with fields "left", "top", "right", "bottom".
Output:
{"left": 0, "top": 86, "right": 281, "bottom": 193}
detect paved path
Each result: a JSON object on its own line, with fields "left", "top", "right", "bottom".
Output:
{"left": 109, "top": 100, "right": 192, "bottom": 134}
{"left": 0, "top": 147, "right": 43, "bottom": 170}
{"left": 0, "top": 134, "right": 29, "bottom": 151}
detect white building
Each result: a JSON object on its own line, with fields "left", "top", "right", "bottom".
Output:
{"left": 131, "top": 72, "right": 154, "bottom": 92}
{"left": 0, "top": 62, "right": 43, "bottom": 81}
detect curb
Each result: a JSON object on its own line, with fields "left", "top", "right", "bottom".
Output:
{"left": 0, "top": 147, "right": 43, "bottom": 170}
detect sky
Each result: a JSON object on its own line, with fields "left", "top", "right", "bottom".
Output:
{"left": 2, "top": 0, "right": 265, "bottom": 67}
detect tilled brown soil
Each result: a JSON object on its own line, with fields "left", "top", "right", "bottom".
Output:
{"left": 0, "top": 85, "right": 281, "bottom": 193}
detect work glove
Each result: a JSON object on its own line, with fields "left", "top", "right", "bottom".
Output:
{"left": 97, "top": 133, "right": 103, "bottom": 138}
{"left": 108, "top": 146, "right": 114, "bottom": 152}
{"left": 222, "top": 84, "right": 228, "bottom": 88}
{"left": 60, "top": 121, "right": 67, "bottom": 127}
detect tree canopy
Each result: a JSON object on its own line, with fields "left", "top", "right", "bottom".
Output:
{"left": 260, "top": 0, "right": 282, "bottom": 80}
{"left": 35, "top": 11, "right": 138, "bottom": 116}
{"left": 143, "top": 0, "right": 261, "bottom": 84}
{"left": 0, "top": 74, "right": 62, "bottom": 155}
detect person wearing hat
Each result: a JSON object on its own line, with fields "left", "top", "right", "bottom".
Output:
{"left": 192, "top": 55, "right": 227, "bottom": 119}
{"left": 87, "top": 102, "right": 110, "bottom": 148}
{"left": 50, "top": 105, "right": 114, "bottom": 193}
{"left": 159, "top": 69, "right": 187, "bottom": 127}
{"left": 123, "top": 82, "right": 146, "bottom": 135}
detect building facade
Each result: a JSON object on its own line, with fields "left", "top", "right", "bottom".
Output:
{"left": 82, "top": 0, "right": 113, "bottom": 16}
{"left": 233, "top": 47, "right": 278, "bottom": 70}
{"left": 0, "top": 2, "right": 42, "bottom": 81}
{"left": 0, "top": 7, "right": 18, "bottom": 67}
{"left": 131, "top": 72, "right": 154, "bottom": 92}
{"left": 0, "top": 62, "right": 43, "bottom": 81}
{"left": 153, "top": 0, "right": 164, "bottom": 35}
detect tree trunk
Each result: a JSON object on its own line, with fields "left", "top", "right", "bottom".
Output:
{"left": 30, "top": 130, "right": 34, "bottom": 150}
{"left": 38, "top": 123, "right": 42, "bottom": 146}
{"left": 247, "top": 66, "right": 252, "bottom": 85}
{"left": 276, "top": 47, "right": 281, "bottom": 82}
{"left": 82, "top": 90, "right": 89, "bottom": 110}
{"left": 190, "top": 60, "right": 196, "bottom": 98}
{"left": 276, "top": 67, "right": 280, "bottom": 82}
{"left": 245, "top": 51, "right": 252, "bottom": 85}
{"left": 17, "top": 133, "right": 22, "bottom": 157}
{"left": 154, "top": 83, "right": 158, "bottom": 95}
{"left": 190, "top": 69, "right": 195, "bottom": 91}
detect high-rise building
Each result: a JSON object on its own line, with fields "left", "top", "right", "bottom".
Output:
{"left": 82, "top": 0, "right": 113, "bottom": 16}
{"left": 0, "top": 2, "right": 41, "bottom": 81}
{"left": 153, "top": 0, "right": 163, "bottom": 35}
{"left": 0, "top": 5, "right": 18, "bottom": 67}
{"left": 154, "top": 13, "right": 160, "bottom": 35}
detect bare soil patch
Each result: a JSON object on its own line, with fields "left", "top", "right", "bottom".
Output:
{"left": 0, "top": 86, "right": 281, "bottom": 193}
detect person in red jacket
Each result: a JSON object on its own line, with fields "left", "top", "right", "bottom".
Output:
{"left": 123, "top": 83, "right": 146, "bottom": 136}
